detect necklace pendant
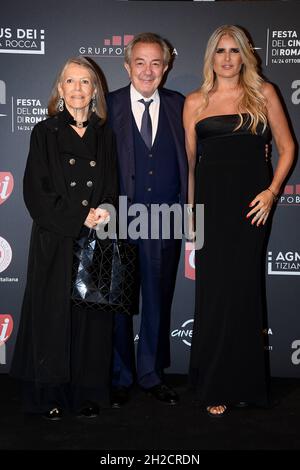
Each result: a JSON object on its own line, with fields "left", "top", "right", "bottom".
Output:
{"left": 69, "top": 117, "right": 89, "bottom": 128}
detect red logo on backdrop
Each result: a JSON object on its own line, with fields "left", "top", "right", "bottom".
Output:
{"left": 103, "top": 34, "right": 134, "bottom": 47}
{"left": 0, "top": 315, "right": 13, "bottom": 345}
{"left": 185, "top": 242, "right": 195, "bottom": 280}
{"left": 279, "top": 184, "right": 300, "bottom": 205}
{"left": 0, "top": 172, "right": 14, "bottom": 205}
{"left": 284, "top": 184, "right": 300, "bottom": 195}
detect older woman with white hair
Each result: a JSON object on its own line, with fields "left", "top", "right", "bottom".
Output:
{"left": 11, "top": 57, "right": 118, "bottom": 420}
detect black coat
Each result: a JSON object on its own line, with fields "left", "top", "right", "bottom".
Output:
{"left": 11, "top": 112, "right": 118, "bottom": 384}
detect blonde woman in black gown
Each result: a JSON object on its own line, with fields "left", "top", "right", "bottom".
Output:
{"left": 184, "top": 25, "right": 294, "bottom": 417}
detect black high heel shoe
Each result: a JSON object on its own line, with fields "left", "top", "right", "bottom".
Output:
{"left": 42, "top": 407, "right": 63, "bottom": 421}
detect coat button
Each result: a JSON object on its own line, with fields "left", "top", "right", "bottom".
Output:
{"left": 149, "top": 154, "right": 153, "bottom": 158}
{"left": 147, "top": 187, "right": 152, "bottom": 192}
{"left": 70, "top": 181, "right": 76, "bottom": 187}
{"left": 69, "top": 158, "right": 76, "bottom": 165}
{"left": 82, "top": 200, "right": 88, "bottom": 206}
{"left": 149, "top": 170, "right": 153, "bottom": 175}
{"left": 86, "top": 181, "right": 93, "bottom": 187}
{"left": 90, "top": 160, "right": 96, "bottom": 167}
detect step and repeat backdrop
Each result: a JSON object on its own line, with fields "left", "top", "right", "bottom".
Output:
{"left": 0, "top": 0, "right": 299, "bottom": 377}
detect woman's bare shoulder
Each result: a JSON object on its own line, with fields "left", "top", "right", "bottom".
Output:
{"left": 261, "top": 81, "right": 276, "bottom": 99}
{"left": 185, "top": 89, "right": 205, "bottom": 109}
{"left": 184, "top": 91, "right": 206, "bottom": 126}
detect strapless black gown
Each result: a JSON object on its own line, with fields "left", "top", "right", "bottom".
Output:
{"left": 189, "top": 114, "right": 271, "bottom": 407}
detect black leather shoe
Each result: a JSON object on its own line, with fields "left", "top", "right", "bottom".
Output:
{"left": 42, "top": 407, "right": 62, "bottom": 421}
{"left": 76, "top": 404, "right": 99, "bottom": 419}
{"left": 111, "top": 387, "right": 130, "bottom": 409}
{"left": 145, "top": 383, "right": 179, "bottom": 405}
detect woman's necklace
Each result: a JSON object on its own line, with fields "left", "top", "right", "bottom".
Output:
{"left": 71, "top": 108, "right": 89, "bottom": 128}
{"left": 69, "top": 118, "right": 89, "bottom": 128}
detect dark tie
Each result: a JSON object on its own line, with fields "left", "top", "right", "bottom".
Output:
{"left": 139, "top": 99, "right": 153, "bottom": 149}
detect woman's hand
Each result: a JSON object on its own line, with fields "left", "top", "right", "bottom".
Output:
{"left": 93, "top": 207, "right": 110, "bottom": 226}
{"left": 84, "top": 208, "right": 97, "bottom": 228}
{"left": 246, "top": 189, "right": 275, "bottom": 227}
{"left": 84, "top": 208, "right": 110, "bottom": 229}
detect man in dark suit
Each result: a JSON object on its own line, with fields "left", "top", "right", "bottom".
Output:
{"left": 107, "top": 33, "right": 187, "bottom": 407}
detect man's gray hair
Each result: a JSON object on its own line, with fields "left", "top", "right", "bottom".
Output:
{"left": 125, "top": 32, "right": 171, "bottom": 65}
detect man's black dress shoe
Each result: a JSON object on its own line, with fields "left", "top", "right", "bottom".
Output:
{"left": 145, "top": 383, "right": 179, "bottom": 405}
{"left": 76, "top": 404, "right": 99, "bottom": 419}
{"left": 111, "top": 387, "right": 130, "bottom": 409}
{"left": 42, "top": 407, "right": 63, "bottom": 421}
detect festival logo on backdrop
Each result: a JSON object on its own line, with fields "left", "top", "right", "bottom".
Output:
{"left": 0, "top": 79, "right": 6, "bottom": 118}
{"left": 0, "top": 235, "right": 18, "bottom": 283}
{"left": 278, "top": 184, "right": 300, "bottom": 206}
{"left": 268, "top": 250, "right": 300, "bottom": 276}
{"left": 0, "top": 80, "right": 47, "bottom": 131}
{"left": 0, "top": 27, "right": 45, "bottom": 54}
{"left": 0, "top": 314, "right": 13, "bottom": 366}
{"left": 12, "top": 97, "right": 47, "bottom": 132}
{"left": 0, "top": 236, "right": 12, "bottom": 274}
{"left": 0, "top": 315, "right": 13, "bottom": 346}
{"left": 171, "top": 319, "right": 194, "bottom": 347}
{"left": 79, "top": 33, "right": 134, "bottom": 57}
{"left": 185, "top": 242, "right": 195, "bottom": 281}
{"left": 267, "top": 29, "right": 300, "bottom": 65}
{"left": 0, "top": 172, "right": 14, "bottom": 205}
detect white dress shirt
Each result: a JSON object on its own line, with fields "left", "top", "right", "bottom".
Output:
{"left": 130, "top": 84, "right": 160, "bottom": 146}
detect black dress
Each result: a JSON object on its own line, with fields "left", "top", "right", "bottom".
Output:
{"left": 22, "top": 117, "right": 113, "bottom": 413}
{"left": 189, "top": 114, "right": 271, "bottom": 407}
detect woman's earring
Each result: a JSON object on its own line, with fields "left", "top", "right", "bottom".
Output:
{"left": 57, "top": 97, "right": 64, "bottom": 112}
{"left": 91, "top": 96, "right": 96, "bottom": 113}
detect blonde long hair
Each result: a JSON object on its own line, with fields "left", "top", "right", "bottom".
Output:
{"left": 201, "top": 25, "right": 267, "bottom": 133}
{"left": 48, "top": 56, "right": 106, "bottom": 121}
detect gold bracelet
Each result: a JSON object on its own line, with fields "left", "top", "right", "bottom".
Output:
{"left": 267, "top": 187, "right": 279, "bottom": 202}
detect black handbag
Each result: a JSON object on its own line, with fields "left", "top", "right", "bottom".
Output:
{"left": 71, "top": 229, "right": 138, "bottom": 315}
